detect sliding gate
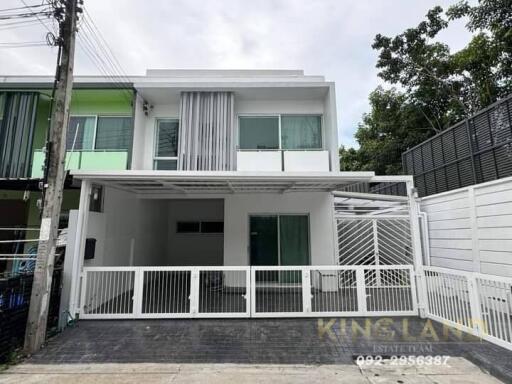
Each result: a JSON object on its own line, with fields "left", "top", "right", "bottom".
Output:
{"left": 79, "top": 265, "right": 417, "bottom": 319}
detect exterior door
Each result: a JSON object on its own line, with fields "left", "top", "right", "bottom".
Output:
{"left": 249, "top": 215, "right": 310, "bottom": 266}
{"left": 249, "top": 216, "right": 278, "bottom": 266}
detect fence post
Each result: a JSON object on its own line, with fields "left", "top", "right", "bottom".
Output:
{"left": 302, "top": 268, "right": 312, "bottom": 314}
{"left": 356, "top": 267, "right": 367, "bottom": 315}
{"left": 250, "top": 268, "right": 256, "bottom": 316}
{"left": 132, "top": 268, "right": 144, "bottom": 318}
{"left": 245, "top": 267, "right": 251, "bottom": 317}
{"left": 78, "top": 269, "right": 87, "bottom": 317}
{"left": 190, "top": 268, "right": 200, "bottom": 316}
{"left": 407, "top": 179, "right": 428, "bottom": 318}
{"left": 467, "top": 275, "right": 483, "bottom": 338}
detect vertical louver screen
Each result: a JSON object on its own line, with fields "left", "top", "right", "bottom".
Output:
{"left": 0, "top": 92, "right": 39, "bottom": 178}
{"left": 178, "top": 92, "right": 235, "bottom": 171}
{"left": 402, "top": 95, "right": 512, "bottom": 197}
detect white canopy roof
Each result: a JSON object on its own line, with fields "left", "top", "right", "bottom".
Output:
{"left": 71, "top": 170, "right": 380, "bottom": 195}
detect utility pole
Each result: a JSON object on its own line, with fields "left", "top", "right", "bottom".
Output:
{"left": 24, "top": 0, "right": 80, "bottom": 354}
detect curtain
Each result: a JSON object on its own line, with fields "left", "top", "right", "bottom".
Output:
{"left": 66, "top": 116, "right": 95, "bottom": 150}
{"left": 279, "top": 215, "right": 310, "bottom": 266}
{"left": 281, "top": 116, "right": 322, "bottom": 150}
{"left": 95, "top": 116, "right": 133, "bottom": 150}
{"left": 0, "top": 92, "right": 39, "bottom": 178}
{"left": 178, "top": 92, "right": 235, "bottom": 170}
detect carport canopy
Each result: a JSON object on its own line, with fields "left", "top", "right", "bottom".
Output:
{"left": 69, "top": 170, "right": 410, "bottom": 195}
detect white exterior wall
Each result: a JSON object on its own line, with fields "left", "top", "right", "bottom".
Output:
{"left": 223, "top": 192, "right": 337, "bottom": 266}
{"left": 131, "top": 90, "right": 339, "bottom": 172}
{"left": 139, "top": 103, "right": 180, "bottom": 170}
{"left": 131, "top": 93, "right": 146, "bottom": 169}
{"left": 75, "top": 189, "right": 336, "bottom": 268}
{"left": 81, "top": 187, "right": 168, "bottom": 267}
{"left": 421, "top": 176, "right": 512, "bottom": 277}
{"left": 166, "top": 199, "right": 224, "bottom": 266}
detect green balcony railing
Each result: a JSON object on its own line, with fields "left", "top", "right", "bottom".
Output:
{"left": 31, "top": 150, "right": 129, "bottom": 178}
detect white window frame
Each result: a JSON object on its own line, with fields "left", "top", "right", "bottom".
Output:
{"left": 68, "top": 114, "right": 132, "bottom": 151}
{"left": 153, "top": 118, "right": 179, "bottom": 170}
{"left": 237, "top": 114, "right": 324, "bottom": 151}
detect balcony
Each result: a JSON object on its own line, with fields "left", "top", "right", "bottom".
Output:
{"left": 236, "top": 150, "right": 330, "bottom": 172}
{"left": 31, "top": 150, "right": 129, "bottom": 178}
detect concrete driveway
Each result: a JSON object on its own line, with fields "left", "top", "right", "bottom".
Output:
{"left": 1, "top": 317, "right": 511, "bottom": 383}
{"left": 0, "top": 359, "right": 504, "bottom": 383}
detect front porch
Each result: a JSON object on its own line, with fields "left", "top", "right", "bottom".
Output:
{"left": 61, "top": 171, "right": 420, "bottom": 323}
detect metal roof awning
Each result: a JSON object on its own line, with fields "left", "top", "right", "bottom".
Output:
{"left": 70, "top": 170, "right": 377, "bottom": 195}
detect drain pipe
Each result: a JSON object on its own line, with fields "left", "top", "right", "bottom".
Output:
{"left": 419, "top": 211, "right": 431, "bottom": 266}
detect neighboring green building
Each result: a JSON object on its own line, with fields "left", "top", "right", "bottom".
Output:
{"left": 0, "top": 85, "right": 134, "bottom": 273}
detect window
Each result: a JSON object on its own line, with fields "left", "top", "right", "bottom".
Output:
{"left": 239, "top": 115, "right": 322, "bottom": 150}
{"left": 66, "top": 115, "right": 133, "bottom": 151}
{"left": 239, "top": 117, "right": 279, "bottom": 150}
{"left": 154, "top": 119, "right": 179, "bottom": 170}
{"left": 201, "top": 221, "right": 224, "bottom": 233}
{"left": 281, "top": 116, "right": 322, "bottom": 149}
{"left": 249, "top": 214, "right": 310, "bottom": 266}
{"left": 177, "top": 221, "right": 200, "bottom": 233}
{"left": 95, "top": 117, "right": 133, "bottom": 150}
{"left": 66, "top": 116, "right": 96, "bottom": 150}
{"left": 176, "top": 221, "right": 224, "bottom": 234}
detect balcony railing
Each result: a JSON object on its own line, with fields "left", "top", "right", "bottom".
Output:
{"left": 236, "top": 150, "right": 330, "bottom": 172}
{"left": 31, "top": 149, "right": 129, "bottom": 178}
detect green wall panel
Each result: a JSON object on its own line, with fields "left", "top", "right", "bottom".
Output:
{"left": 31, "top": 150, "right": 128, "bottom": 178}
{"left": 70, "top": 89, "right": 133, "bottom": 115}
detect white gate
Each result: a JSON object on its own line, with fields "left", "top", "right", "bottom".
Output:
{"left": 80, "top": 266, "right": 251, "bottom": 319}
{"left": 337, "top": 215, "right": 414, "bottom": 266}
{"left": 79, "top": 265, "right": 417, "bottom": 319}
{"left": 423, "top": 266, "right": 512, "bottom": 351}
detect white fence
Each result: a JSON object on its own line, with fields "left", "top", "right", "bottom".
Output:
{"left": 79, "top": 265, "right": 417, "bottom": 319}
{"left": 421, "top": 176, "right": 512, "bottom": 276}
{"left": 424, "top": 266, "right": 512, "bottom": 351}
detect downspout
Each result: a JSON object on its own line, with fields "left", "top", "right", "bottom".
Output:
{"left": 419, "top": 211, "right": 430, "bottom": 266}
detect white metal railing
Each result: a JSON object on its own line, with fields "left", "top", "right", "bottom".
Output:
{"left": 79, "top": 265, "right": 416, "bottom": 319}
{"left": 80, "top": 266, "right": 251, "bottom": 319}
{"left": 424, "top": 266, "right": 512, "bottom": 351}
{"left": 250, "top": 265, "right": 416, "bottom": 317}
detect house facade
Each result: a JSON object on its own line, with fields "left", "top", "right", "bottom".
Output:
{"left": 0, "top": 70, "right": 421, "bottom": 321}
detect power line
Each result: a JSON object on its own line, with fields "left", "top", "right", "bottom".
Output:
{"left": 0, "top": 18, "right": 50, "bottom": 30}
{"left": 0, "top": 3, "right": 46, "bottom": 13}
{"left": 0, "top": 41, "right": 48, "bottom": 48}
{"left": 76, "top": 9, "right": 134, "bottom": 101}
{"left": 82, "top": 9, "right": 131, "bottom": 83}
{"left": 19, "top": 0, "right": 54, "bottom": 35}
{"left": 0, "top": 11, "right": 52, "bottom": 20}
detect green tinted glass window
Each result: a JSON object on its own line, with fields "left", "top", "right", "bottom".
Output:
{"left": 239, "top": 117, "right": 279, "bottom": 150}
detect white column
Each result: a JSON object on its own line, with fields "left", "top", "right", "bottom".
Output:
{"left": 68, "top": 180, "right": 91, "bottom": 318}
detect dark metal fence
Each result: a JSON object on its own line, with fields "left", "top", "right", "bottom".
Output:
{"left": 339, "top": 181, "right": 407, "bottom": 196}
{"left": 402, "top": 95, "right": 512, "bottom": 197}
{"left": 0, "top": 268, "right": 62, "bottom": 363}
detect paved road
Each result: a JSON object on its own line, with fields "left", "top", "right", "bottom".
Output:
{"left": 0, "top": 358, "right": 504, "bottom": 383}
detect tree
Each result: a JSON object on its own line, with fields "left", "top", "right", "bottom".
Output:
{"left": 342, "top": 0, "right": 512, "bottom": 174}
{"left": 340, "top": 87, "right": 433, "bottom": 174}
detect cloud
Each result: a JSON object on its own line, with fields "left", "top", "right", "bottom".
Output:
{"left": 0, "top": 0, "right": 473, "bottom": 148}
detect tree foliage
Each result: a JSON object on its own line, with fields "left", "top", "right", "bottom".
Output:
{"left": 341, "top": 0, "right": 512, "bottom": 174}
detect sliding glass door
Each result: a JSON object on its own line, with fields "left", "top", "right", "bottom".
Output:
{"left": 249, "top": 214, "right": 310, "bottom": 267}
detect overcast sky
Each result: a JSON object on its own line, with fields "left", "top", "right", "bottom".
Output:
{"left": 1, "top": 0, "right": 473, "bottom": 148}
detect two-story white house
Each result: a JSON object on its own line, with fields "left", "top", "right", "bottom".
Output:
{"left": 1, "top": 69, "right": 419, "bottom": 321}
